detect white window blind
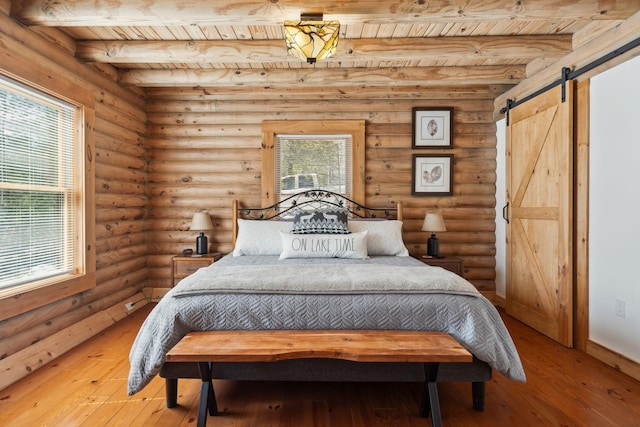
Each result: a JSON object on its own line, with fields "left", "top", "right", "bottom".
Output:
{"left": 0, "top": 76, "right": 80, "bottom": 290}
{"left": 275, "top": 134, "right": 352, "bottom": 200}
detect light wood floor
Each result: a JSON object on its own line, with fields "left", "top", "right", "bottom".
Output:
{"left": 1, "top": 305, "right": 639, "bottom": 427}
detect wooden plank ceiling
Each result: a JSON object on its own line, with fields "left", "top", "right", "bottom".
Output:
{"left": 9, "top": 0, "right": 640, "bottom": 88}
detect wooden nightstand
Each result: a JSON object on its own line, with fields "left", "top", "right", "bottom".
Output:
{"left": 171, "top": 252, "right": 222, "bottom": 287}
{"left": 417, "top": 255, "right": 464, "bottom": 277}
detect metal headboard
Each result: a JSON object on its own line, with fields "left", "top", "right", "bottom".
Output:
{"left": 232, "top": 189, "right": 403, "bottom": 246}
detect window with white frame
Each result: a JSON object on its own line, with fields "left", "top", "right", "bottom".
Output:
{"left": 0, "top": 76, "right": 86, "bottom": 293}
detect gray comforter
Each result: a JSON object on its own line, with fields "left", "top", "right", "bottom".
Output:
{"left": 128, "top": 255, "right": 526, "bottom": 395}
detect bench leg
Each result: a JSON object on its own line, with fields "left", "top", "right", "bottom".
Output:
{"left": 472, "top": 381, "right": 485, "bottom": 411}
{"left": 420, "top": 362, "right": 442, "bottom": 427}
{"left": 196, "top": 362, "right": 218, "bottom": 427}
{"left": 165, "top": 378, "right": 178, "bottom": 408}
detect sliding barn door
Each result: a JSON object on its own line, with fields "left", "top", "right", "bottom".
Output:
{"left": 505, "top": 83, "right": 574, "bottom": 347}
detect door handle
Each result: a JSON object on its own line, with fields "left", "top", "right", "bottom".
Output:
{"left": 502, "top": 203, "right": 509, "bottom": 224}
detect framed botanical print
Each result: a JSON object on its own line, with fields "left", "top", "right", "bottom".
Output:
{"left": 412, "top": 154, "right": 453, "bottom": 196}
{"left": 412, "top": 107, "right": 453, "bottom": 148}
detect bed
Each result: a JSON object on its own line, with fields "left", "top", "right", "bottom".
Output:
{"left": 128, "top": 190, "right": 526, "bottom": 411}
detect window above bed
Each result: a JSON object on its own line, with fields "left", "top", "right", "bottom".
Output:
{"left": 277, "top": 134, "right": 351, "bottom": 199}
{"left": 261, "top": 120, "right": 365, "bottom": 207}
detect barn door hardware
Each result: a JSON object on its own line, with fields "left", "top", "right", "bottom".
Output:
{"left": 500, "top": 70, "right": 570, "bottom": 126}
{"left": 500, "top": 36, "right": 640, "bottom": 125}
{"left": 560, "top": 67, "right": 571, "bottom": 102}
{"left": 502, "top": 203, "right": 509, "bottom": 224}
{"left": 504, "top": 99, "right": 514, "bottom": 126}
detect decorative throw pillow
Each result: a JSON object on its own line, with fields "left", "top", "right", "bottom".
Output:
{"left": 279, "top": 230, "right": 368, "bottom": 259}
{"left": 290, "top": 209, "right": 350, "bottom": 234}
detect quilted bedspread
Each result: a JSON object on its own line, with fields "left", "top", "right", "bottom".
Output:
{"left": 128, "top": 255, "right": 526, "bottom": 395}
{"left": 172, "top": 263, "right": 481, "bottom": 296}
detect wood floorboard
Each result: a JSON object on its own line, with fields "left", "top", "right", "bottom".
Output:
{"left": 1, "top": 304, "right": 639, "bottom": 426}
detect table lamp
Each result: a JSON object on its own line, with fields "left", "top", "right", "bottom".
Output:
{"left": 421, "top": 212, "right": 446, "bottom": 258}
{"left": 190, "top": 213, "right": 213, "bottom": 255}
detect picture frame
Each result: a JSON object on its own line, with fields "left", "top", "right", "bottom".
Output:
{"left": 412, "top": 154, "right": 453, "bottom": 196}
{"left": 412, "top": 107, "right": 453, "bottom": 148}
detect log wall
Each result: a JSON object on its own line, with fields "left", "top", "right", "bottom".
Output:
{"left": 146, "top": 85, "right": 510, "bottom": 292}
{"left": 0, "top": 11, "right": 148, "bottom": 388}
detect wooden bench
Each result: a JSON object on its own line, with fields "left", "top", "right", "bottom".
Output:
{"left": 166, "top": 330, "right": 473, "bottom": 427}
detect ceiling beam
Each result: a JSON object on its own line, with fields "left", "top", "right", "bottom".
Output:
{"left": 76, "top": 35, "right": 572, "bottom": 65}
{"left": 11, "top": 0, "right": 638, "bottom": 26}
{"left": 120, "top": 65, "right": 525, "bottom": 87}
{"left": 143, "top": 84, "right": 513, "bottom": 101}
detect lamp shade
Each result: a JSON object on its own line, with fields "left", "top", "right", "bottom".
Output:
{"left": 190, "top": 213, "right": 213, "bottom": 231}
{"left": 284, "top": 19, "right": 339, "bottom": 64}
{"left": 421, "top": 212, "right": 446, "bottom": 233}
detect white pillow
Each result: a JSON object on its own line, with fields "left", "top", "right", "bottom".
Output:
{"left": 347, "top": 220, "right": 409, "bottom": 256}
{"left": 233, "top": 219, "right": 292, "bottom": 256}
{"left": 279, "top": 230, "right": 369, "bottom": 259}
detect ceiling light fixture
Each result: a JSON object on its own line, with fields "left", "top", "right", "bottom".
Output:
{"left": 284, "top": 13, "right": 339, "bottom": 64}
